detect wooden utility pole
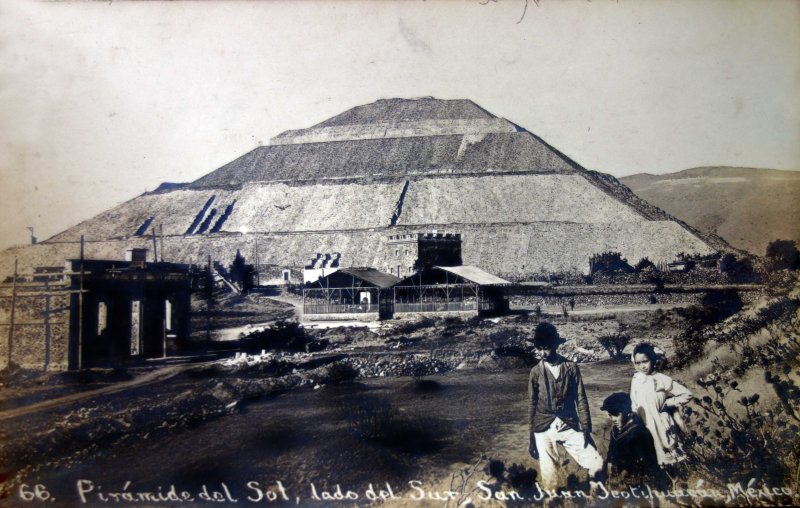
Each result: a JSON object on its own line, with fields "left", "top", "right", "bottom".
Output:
{"left": 151, "top": 228, "right": 158, "bottom": 263}
{"left": 6, "top": 258, "right": 18, "bottom": 367}
{"left": 44, "top": 278, "right": 50, "bottom": 370}
{"left": 159, "top": 224, "right": 164, "bottom": 262}
{"left": 206, "top": 254, "right": 212, "bottom": 341}
{"left": 254, "top": 238, "right": 260, "bottom": 286}
{"left": 78, "top": 236, "right": 84, "bottom": 370}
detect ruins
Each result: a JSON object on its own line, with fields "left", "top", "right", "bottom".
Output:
{"left": 0, "top": 98, "right": 720, "bottom": 281}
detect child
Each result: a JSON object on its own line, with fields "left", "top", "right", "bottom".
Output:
{"left": 629, "top": 342, "right": 692, "bottom": 467}
{"left": 527, "top": 322, "right": 604, "bottom": 489}
{"left": 601, "top": 392, "right": 663, "bottom": 489}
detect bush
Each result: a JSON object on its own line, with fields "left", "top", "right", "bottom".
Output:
{"left": 670, "top": 291, "right": 800, "bottom": 495}
{"left": 635, "top": 257, "right": 657, "bottom": 272}
{"left": 672, "top": 291, "right": 742, "bottom": 367}
{"left": 241, "top": 320, "right": 317, "bottom": 352}
{"left": 589, "top": 251, "right": 634, "bottom": 274}
{"left": 412, "top": 379, "right": 442, "bottom": 393}
{"left": 395, "top": 317, "right": 436, "bottom": 335}
{"left": 766, "top": 239, "right": 800, "bottom": 272}
{"left": 480, "top": 460, "right": 538, "bottom": 499}
{"left": 719, "top": 253, "right": 757, "bottom": 282}
{"left": 487, "top": 328, "right": 517, "bottom": 346}
{"left": 597, "top": 334, "right": 631, "bottom": 359}
{"left": 321, "top": 362, "right": 359, "bottom": 384}
{"left": 684, "top": 365, "right": 800, "bottom": 489}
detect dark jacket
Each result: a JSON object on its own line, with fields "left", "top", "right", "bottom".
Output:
{"left": 606, "top": 414, "right": 662, "bottom": 487}
{"left": 528, "top": 356, "right": 592, "bottom": 434}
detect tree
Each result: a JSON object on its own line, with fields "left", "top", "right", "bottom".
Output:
{"left": 766, "top": 239, "right": 799, "bottom": 272}
{"left": 589, "top": 251, "right": 634, "bottom": 274}
{"left": 634, "top": 257, "right": 657, "bottom": 272}
{"left": 229, "top": 249, "right": 255, "bottom": 294}
{"left": 719, "top": 253, "right": 738, "bottom": 274}
{"left": 719, "top": 253, "right": 756, "bottom": 282}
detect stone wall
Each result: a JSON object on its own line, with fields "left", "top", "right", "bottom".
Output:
{"left": 399, "top": 174, "right": 644, "bottom": 225}
{"left": 509, "top": 287, "right": 764, "bottom": 310}
{"left": 3, "top": 218, "right": 714, "bottom": 283}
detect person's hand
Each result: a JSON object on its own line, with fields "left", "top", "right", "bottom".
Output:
{"left": 529, "top": 440, "right": 539, "bottom": 460}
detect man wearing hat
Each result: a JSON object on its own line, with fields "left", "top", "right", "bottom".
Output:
{"left": 601, "top": 392, "right": 662, "bottom": 488}
{"left": 527, "top": 322, "right": 603, "bottom": 489}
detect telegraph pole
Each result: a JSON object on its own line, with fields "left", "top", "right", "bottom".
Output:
{"left": 6, "top": 258, "right": 18, "bottom": 367}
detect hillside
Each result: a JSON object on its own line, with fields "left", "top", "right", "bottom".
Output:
{"left": 621, "top": 167, "right": 800, "bottom": 255}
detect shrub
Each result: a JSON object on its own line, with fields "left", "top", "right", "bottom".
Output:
{"left": 321, "top": 362, "right": 359, "bottom": 384}
{"left": 597, "top": 334, "right": 631, "bottom": 359}
{"left": 719, "top": 253, "right": 757, "bottom": 282}
{"left": 684, "top": 365, "right": 800, "bottom": 490}
{"left": 766, "top": 239, "right": 800, "bottom": 272}
{"left": 241, "top": 320, "right": 316, "bottom": 352}
{"left": 493, "top": 344, "right": 527, "bottom": 358}
{"left": 487, "top": 328, "right": 517, "bottom": 346}
{"left": 395, "top": 316, "right": 436, "bottom": 335}
{"left": 412, "top": 379, "right": 442, "bottom": 393}
{"left": 480, "top": 460, "right": 538, "bottom": 499}
{"left": 635, "top": 257, "right": 657, "bottom": 272}
{"left": 672, "top": 292, "right": 800, "bottom": 495}
{"left": 589, "top": 251, "right": 634, "bottom": 274}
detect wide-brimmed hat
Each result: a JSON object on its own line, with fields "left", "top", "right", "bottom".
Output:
{"left": 527, "top": 322, "right": 565, "bottom": 349}
{"left": 600, "top": 392, "right": 632, "bottom": 414}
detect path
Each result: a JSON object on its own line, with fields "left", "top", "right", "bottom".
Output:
{"left": 263, "top": 292, "right": 303, "bottom": 319}
{"left": 0, "top": 359, "right": 211, "bottom": 422}
{"left": 568, "top": 302, "right": 691, "bottom": 314}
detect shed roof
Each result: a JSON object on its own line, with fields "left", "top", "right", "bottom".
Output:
{"left": 335, "top": 267, "right": 401, "bottom": 288}
{"left": 434, "top": 265, "right": 510, "bottom": 285}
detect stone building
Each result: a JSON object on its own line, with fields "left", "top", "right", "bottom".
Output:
{"left": 0, "top": 256, "right": 191, "bottom": 371}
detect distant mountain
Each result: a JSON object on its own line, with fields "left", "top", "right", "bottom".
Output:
{"left": 621, "top": 167, "right": 800, "bottom": 255}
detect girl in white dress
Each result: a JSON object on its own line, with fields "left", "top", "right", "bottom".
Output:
{"left": 629, "top": 343, "right": 693, "bottom": 467}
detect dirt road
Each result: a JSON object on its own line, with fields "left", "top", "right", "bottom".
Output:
{"left": 11, "top": 361, "right": 633, "bottom": 506}
{"left": 0, "top": 360, "right": 207, "bottom": 422}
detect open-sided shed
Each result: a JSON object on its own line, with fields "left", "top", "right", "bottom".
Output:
{"left": 392, "top": 265, "right": 510, "bottom": 316}
{"left": 302, "top": 267, "right": 400, "bottom": 319}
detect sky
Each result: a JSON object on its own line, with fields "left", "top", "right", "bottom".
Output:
{"left": 0, "top": 0, "right": 798, "bottom": 250}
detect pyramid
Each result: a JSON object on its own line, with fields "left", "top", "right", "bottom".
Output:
{"left": 21, "top": 98, "right": 718, "bottom": 279}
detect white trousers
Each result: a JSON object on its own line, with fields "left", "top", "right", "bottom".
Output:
{"left": 534, "top": 418, "right": 603, "bottom": 489}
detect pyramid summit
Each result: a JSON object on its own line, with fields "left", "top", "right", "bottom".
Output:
{"left": 15, "top": 98, "right": 717, "bottom": 279}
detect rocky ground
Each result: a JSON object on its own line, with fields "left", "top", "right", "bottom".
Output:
{"left": 3, "top": 284, "right": 796, "bottom": 507}
{"left": 0, "top": 301, "right": 689, "bottom": 501}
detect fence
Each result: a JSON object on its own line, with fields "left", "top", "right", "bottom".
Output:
{"left": 394, "top": 301, "right": 478, "bottom": 313}
{"left": 303, "top": 303, "right": 379, "bottom": 314}
{"left": 0, "top": 262, "right": 74, "bottom": 371}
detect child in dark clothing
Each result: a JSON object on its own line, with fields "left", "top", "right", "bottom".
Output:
{"left": 527, "top": 322, "right": 604, "bottom": 489}
{"left": 601, "top": 392, "right": 664, "bottom": 489}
